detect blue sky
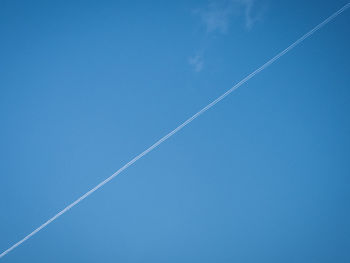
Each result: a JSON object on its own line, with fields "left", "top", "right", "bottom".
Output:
{"left": 0, "top": 0, "right": 349, "bottom": 262}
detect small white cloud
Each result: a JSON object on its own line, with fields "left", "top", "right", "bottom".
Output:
{"left": 189, "top": 55, "right": 204, "bottom": 72}
{"left": 194, "top": 1, "right": 233, "bottom": 34}
{"left": 241, "top": 0, "right": 264, "bottom": 30}
{"left": 195, "top": 0, "right": 262, "bottom": 33}
{"left": 189, "top": 0, "right": 264, "bottom": 72}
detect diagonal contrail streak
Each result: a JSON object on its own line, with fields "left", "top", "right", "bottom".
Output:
{"left": 1, "top": 3, "right": 349, "bottom": 259}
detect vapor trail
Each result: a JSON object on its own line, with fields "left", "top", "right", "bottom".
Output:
{"left": 1, "top": 3, "right": 349, "bottom": 259}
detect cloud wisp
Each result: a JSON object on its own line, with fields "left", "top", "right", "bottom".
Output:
{"left": 188, "top": 54, "right": 204, "bottom": 72}
{"left": 189, "top": 0, "right": 265, "bottom": 72}
{"left": 195, "top": 0, "right": 262, "bottom": 34}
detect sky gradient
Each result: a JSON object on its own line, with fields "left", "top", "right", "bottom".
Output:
{"left": 1, "top": 0, "right": 350, "bottom": 262}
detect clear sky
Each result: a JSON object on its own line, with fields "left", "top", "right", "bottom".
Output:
{"left": 0, "top": 0, "right": 349, "bottom": 262}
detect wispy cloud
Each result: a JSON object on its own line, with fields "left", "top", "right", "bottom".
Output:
{"left": 195, "top": 0, "right": 262, "bottom": 33}
{"left": 188, "top": 54, "right": 204, "bottom": 72}
{"left": 194, "top": 1, "right": 233, "bottom": 34}
{"left": 189, "top": 0, "right": 265, "bottom": 72}
{"left": 241, "top": 0, "right": 262, "bottom": 30}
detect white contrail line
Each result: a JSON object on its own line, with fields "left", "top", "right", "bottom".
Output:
{"left": 1, "top": 3, "right": 349, "bottom": 259}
